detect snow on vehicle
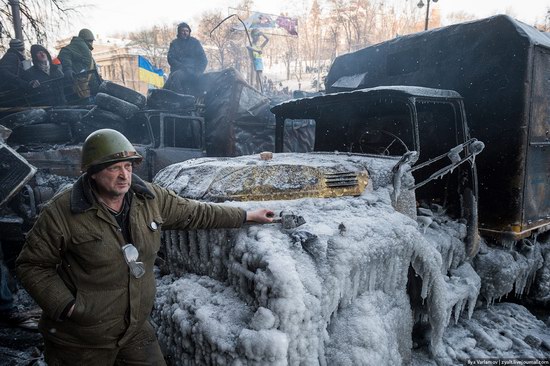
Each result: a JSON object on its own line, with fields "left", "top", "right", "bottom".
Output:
{"left": 152, "top": 153, "right": 479, "bottom": 365}
{"left": 149, "top": 85, "right": 486, "bottom": 364}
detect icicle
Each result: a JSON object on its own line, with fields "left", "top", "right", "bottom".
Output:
{"left": 368, "top": 263, "right": 377, "bottom": 291}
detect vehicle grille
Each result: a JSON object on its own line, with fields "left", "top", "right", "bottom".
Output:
{"left": 325, "top": 172, "right": 360, "bottom": 188}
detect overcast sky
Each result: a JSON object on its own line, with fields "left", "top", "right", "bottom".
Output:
{"left": 65, "top": 0, "right": 549, "bottom": 39}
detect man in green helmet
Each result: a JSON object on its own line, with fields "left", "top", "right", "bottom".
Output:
{"left": 58, "top": 28, "right": 101, "bottom": 103}
{"left": 16, "top": 129, "right": 273, "bottom": 365}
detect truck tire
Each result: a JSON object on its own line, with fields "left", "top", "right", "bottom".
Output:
{"left": 9, "top": 123, "right": 72, "bottom": 144}
{"left": 81, "top": 108, "right": 125, "bottom": 131}
{"left": 146, "top": 89, "right": 196, "bottom": 111}
{"left": 95, "top": 92, "right": 139, "bottom": 119}
{"left": 0, "top": 109, "right": 48, "bottom": 129}
{"left": 48, "top": 109, "right": 90, "bottom": 124}
{"left": 71, "top": 121, "right": 97, "bottom": 142}
{"left": 98, "top": 81, "right": 147, "bottom": 109}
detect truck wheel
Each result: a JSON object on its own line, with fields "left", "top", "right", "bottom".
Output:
{"left": 95, "top": 92, "right": 139, "bottom": 119}
{"left": 81, "top": 108, "right": 126, "bottom": 131}
{"left": 146, "top": 89, "right": 196, "bottom": 111}
{"left": 9, "top": 123, "right": 72, "bottom": 144}
{"left": 71, "top": 121, "right": 96, "bottom": 142}
{"left": 98, "top": 81, "right": 147, "bottom": 109}
{"left": 0, "top": 109, "right": 48, "bottom": 129}
{"left": 48, "top": 109, "right": 90, "bottom": 124}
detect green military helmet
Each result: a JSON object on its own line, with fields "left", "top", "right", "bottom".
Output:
{"left": 78, "top": 28, "right": 95, "bottom": 42}
{"left": 81, "top": 129, "right": 142, "bottom": 172}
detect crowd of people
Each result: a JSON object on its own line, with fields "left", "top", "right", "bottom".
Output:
{"left": 0, "top": 28, "right": 102, "bottom": 107}
{"left": 0, "top": 22, "right": 287, "bottom": 111}
{"left": 0, "top": 22, "right": 215, "bottom": 107}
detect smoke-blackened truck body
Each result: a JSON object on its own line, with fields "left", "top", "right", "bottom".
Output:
{"left": 325, "top": 15, "right": 550, "bottom": 242}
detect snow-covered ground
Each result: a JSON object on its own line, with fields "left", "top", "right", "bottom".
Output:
{"left": 151, "top": 153, "right": 550, "bottom": 365}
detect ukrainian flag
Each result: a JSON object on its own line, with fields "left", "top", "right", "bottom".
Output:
{"left": 138, "top": 56, "right": 164, "bottom": 88}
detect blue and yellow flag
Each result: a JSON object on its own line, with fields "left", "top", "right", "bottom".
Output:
{"left": 138, "top": 56, "right": 164, "bottom": 88}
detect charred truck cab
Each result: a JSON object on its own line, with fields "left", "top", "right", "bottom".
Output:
{"left": 272, "top": 86, "right": 483, "bottom": 256}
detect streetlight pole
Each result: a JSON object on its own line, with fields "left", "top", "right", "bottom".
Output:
{"left": 417, "top": 0, "right": 438, "bottom": 31}
{"left": 8, "top": 0, "right": 23, "bottom": 40}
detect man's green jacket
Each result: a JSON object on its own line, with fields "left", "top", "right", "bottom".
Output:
{"left": 16, "top": 174, "right": 245, "bottom": 348}
{"left": 57, "top": 36, "right": 96, "bottom": 76}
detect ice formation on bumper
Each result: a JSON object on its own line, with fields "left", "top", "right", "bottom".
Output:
{"left": 152, "top": 153, "right": 479, "bottom": 365}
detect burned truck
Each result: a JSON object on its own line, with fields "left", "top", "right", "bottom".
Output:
{"left": 151, "top": 145, "right": 482, "bottom": 365}
{"left": 144, "top": 16, "right": 550, "bottom": 364}
{"left": 320, "top": 14, "right": 550, "bottom": 305}
{"left": 325, "top": 14, "right": 550, "bottom": 246}
{"left": 147, "top": 86, "right": 490, "bottom": 364}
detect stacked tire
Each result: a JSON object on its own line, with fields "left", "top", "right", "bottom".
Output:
{"left": 94, "top": 81, "right": 146, "bottom": 120}
{"left": 1, "top": 108, "right": 74, "bottom": 144}
{"left": 146, "top": 89, "right": 196, "bottom": 112}
{"left": 2, "top": 81, "right": 147, "bottom": 145}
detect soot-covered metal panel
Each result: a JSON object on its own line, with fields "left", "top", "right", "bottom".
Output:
{"left": 325, "top": 15, "right": 550, "bottom": 235}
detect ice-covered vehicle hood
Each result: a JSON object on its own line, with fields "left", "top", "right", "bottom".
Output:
{"left": 154, "top": 152, "right": 402, "bottom": 202}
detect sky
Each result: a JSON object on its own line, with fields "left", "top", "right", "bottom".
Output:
{"left": 65, "top": 0, "right": 550, "bottom": 40}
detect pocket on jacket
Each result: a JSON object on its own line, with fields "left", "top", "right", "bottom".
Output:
{"left": 70, "top": 233, "right": 119, "bottom": 266}
{"left": 70, "top": 287, "right": 127, "bottom": 326}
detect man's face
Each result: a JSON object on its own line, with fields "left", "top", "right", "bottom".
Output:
{"left": 36, "top": 50, "right": 48, "bottom": 62}
{"left": 91, "top": 161, "right": 133, "bottom": 198}
{"left": 178, "top": 27, "right": 191, "bottom": 39}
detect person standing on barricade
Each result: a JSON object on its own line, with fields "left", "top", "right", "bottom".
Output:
{"left": 58, "top": 28, "right": 101, "bottom": 104}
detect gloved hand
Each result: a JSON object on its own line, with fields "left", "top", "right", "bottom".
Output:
{"left": 29, "top": 80, "right": 40, "bottom": 88}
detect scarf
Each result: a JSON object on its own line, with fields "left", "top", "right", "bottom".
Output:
{"left": 37, "top": 60, "right": 50, "bottom": 75}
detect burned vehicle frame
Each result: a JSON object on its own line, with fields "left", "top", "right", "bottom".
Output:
{"left": 0, "top": 108, "right": 206, "bottom": 245}
{"left": 272, "top": 86, "right": 482, "bottom": 256}
{"left": 149, "top": 86, "right": 485, "bottom": 365}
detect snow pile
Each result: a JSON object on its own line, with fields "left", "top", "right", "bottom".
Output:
{"left": 412, "top": 302, "right": 550, "bottom": 365}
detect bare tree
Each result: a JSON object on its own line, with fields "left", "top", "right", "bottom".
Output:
{"left": 543, "top": 8, "right": 550, "bottom": 31}
{"left": 300, "top": 0, "right": 322, "bottom": 70}
{"left": 198, "top": 10, "right": 245, "bottom": 70}
{"left": 281, "top": 34, "right": 298, "bottom": 80}
{"left": 127, "top": 24, "right": 173, "bottom": 72}
{"left": 0, "top": 0, "right": 77, "bottom": 49}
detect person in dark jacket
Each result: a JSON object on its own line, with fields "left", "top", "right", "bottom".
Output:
{"left": 16, "top": 129, "right": 273, "bottom": 365}
{"left": 0, "top": 39, "right": 38, "bottom": 106}
{"left": 164, "top": 22, "right": 207, "bottom": 95}
{"left": 58, "top": 28, "right": 101, "bottom": 104}
{"left": 22, "top": 44, "right": 66, "bottom": 106}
